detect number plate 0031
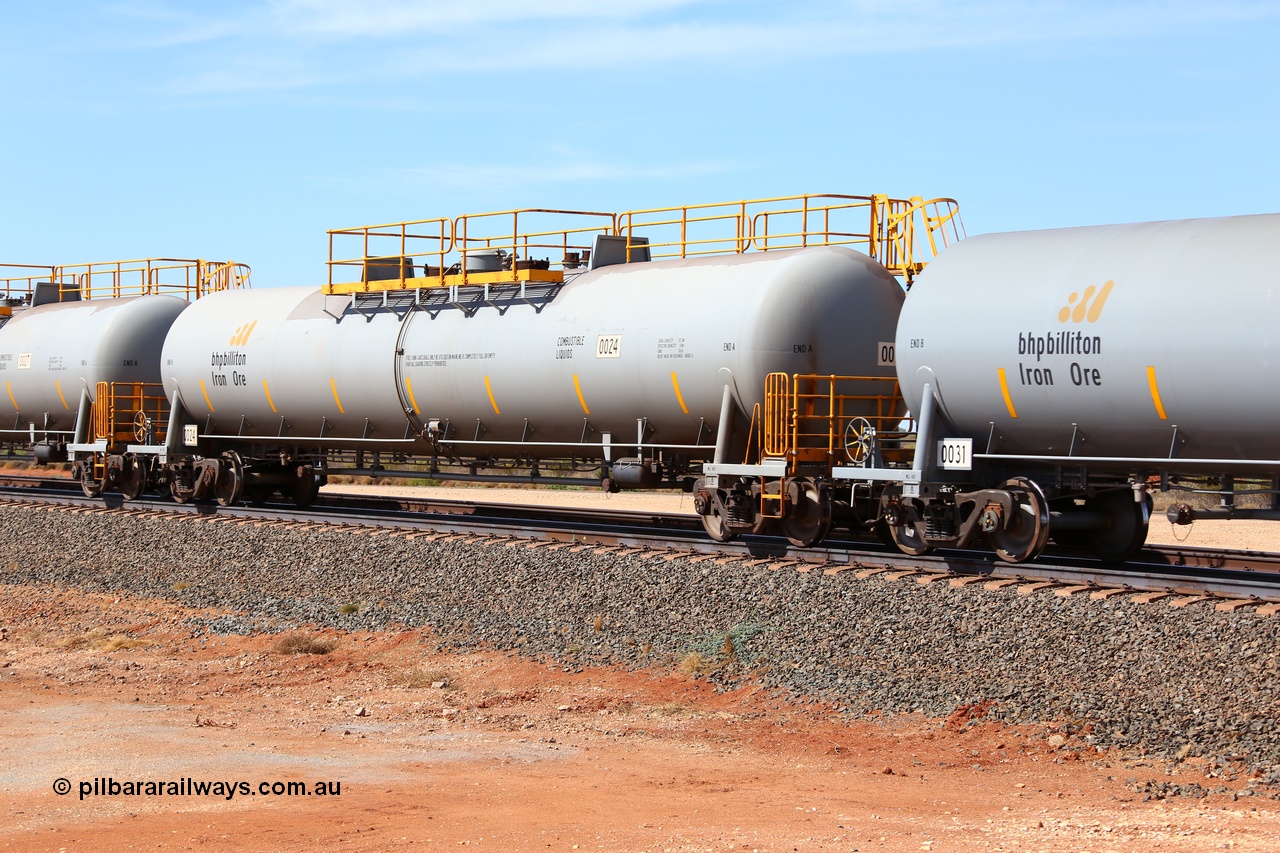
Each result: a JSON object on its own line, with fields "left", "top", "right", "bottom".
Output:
{"left": 936, "top": 438, "right": 972, "bottom": 471}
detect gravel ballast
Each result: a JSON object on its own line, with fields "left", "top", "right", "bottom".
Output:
{"left": 3, "top": 504, "right": 1279, "bottom": 776}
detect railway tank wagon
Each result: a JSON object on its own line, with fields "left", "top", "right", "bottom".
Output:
{"left": 847, "top": 212, "right": 1280, "bottom": 563}
{"left": 155, "top": 194, "right": 960, "bottom": 532}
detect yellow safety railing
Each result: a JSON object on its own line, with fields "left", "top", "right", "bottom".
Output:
{"left": 761, "top": 373, "right": 909, "bottom": 468}
{"left": 870, "top": 196, "right": 965, "bottom": 284}
{"left": 92, "top": 381, "right": 169, "bottom": 448}
{"left": 326, "top": 209, "right": 616, "bottom": 295}
{"left": 0, "top": 264, "right": 56, "bottom": 315}
{"left": 325, "top": 192, "right": 963, "bottom": 295}
{"left": 1, "top": 259, "right": 250, "bottom": 305}
{"left": 619, "top": 193, "right": 964, "bottom": 283}
{"left": 763, "top": 372, "right": 791, "bottom": 457}
{"left": 61, "top": 258, "right": 251, "bottom": 301}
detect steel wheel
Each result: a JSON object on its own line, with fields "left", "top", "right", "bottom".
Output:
{"left": 79, "top": 459, "right": 103, "bottom": 499}
{"left": 888, "top": 520, "right": 933, "bottom": 556}
{"left": 170, "top": 477, "right": 194, "bottom": 504}
{"left": 291, "top": 464, "right": 320, "bottom": 508}
{"left": 990, "top": 477, "right": 1051, "bottom": 564}
{"left": 781, "top": 478, "right": 832, "bottom": 547}
{"left": 700, "top": 506, "right": 737, "bottom": 542}
{"left": 214, "top": 452, "right": 244, "bottom": 507}
{"left": 1085, "top": 489, "right": 1150, "bottom": 563}
{"left": 119, "top": 457, "right": 149, "bottom": 501}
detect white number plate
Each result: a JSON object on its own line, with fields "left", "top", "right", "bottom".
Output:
{"left": 183, "top": 424, "right": 199, "bottom": 446}
{"left": 877, "top": 341, "right": 895, "bottom": 367}
{"left": 703, "top": 474, "right": 719, "bottom": 488}
{"left": 596, "top": 334, "right": 622, "bottom": 358}
{"left": 936, "top": 438, "right": 973, "bottom": 471}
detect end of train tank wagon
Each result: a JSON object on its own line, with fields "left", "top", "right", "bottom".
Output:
{"left": 0, "top": 258, "right": 250, "bottom": 499}
{"left": 843, "top": 212, "right": 1280, "bottom": 564}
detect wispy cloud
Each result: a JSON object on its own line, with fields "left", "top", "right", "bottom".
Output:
{"left": 91, "top": 1, "right": 1280, "bottom": 96}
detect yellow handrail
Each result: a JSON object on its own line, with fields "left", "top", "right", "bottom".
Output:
{"left": 760, "top": 373, "right": 909, "bottom": 468}
{"left": 325, "top": 192, "right": 963, "bottom": 294}
{"left": 1, "top": 258, "right": 250, "bottom": 304}
{"left": 91, "top": 381, "right": 169, "bottom": 448}
{"left": 326, "top": 209, "right": 616, "bottom": 294}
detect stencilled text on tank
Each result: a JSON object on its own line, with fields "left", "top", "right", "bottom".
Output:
{"left": 210, "top": 349, "right": 248, "bottom": 388}
{"left": 209, "top": 322, "right": 258, "bottom": 389}
{"left": 405, "top": 352, "right": 497, "bottom": 368}
{"left": 657, "top": 337, "right": 690, "bottom": 360}
{"left": 555, "top": 335, "right": 585, "bottom": 360}
{"left": 1013, "top": 282, "right": 1112, "bottom": 388}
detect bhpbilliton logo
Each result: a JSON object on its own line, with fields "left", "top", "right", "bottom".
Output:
{"left": 1058, "top": 280, "right": 1114, "bottom": 323}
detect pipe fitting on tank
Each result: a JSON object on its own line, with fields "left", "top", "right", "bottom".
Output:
{"left": 1166, "top": 503, "right": 1194, "bottom": 526}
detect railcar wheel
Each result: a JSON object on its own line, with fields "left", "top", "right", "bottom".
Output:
{"left": 888, "top": 521, "right": 932, "bottom": 556}
{"left": 214, "top": 452, "right": 244, "bottom": 507}
{"left": 119, "top": 457, "right": 149, "bottom": 501}
{"left": 751, "top": 517, "right": 777, "bottom": 536}
{"left": 79, "top": 459, "right": 103, "bottom": 499}
{"left": 1085, "top": 489, "right": 1150, "bottom": 563}
{"left": 990, "top": 477, "right": 1051, "bottom": 564}
{"left": 170, "top": 477, "right": 194, "bottom": 504}
{"left": 244, "top": 485, "right": 275, "bottom": 506}
{"left": 700, "top": 507, "right": 737, "bottom": 543}
{"left": 781, "top": 479, "right": 832, "bottom": 548}
{"left": 291, "top": 465, "right": 321, "bottom": 508}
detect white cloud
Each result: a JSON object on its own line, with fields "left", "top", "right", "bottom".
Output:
{"left": 264, "top": 0, "right": 710, "bottom": 37}
{"left": 107, "top": 1, "right": 1280, "bottom": 95}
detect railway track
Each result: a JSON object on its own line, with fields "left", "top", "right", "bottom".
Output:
{"left": 2, "top": 475, "right": 1279, "bottom": 612}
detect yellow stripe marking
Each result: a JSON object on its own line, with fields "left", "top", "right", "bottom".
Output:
{"left": 1146, "top": 365, "right": 1168, "bottom": 420}
{"left": 997, "top": 368, "right": 1018, "bottom": 418}
{"left": 573, "top": 374, "right": 590, "bottom": 415}
{"left": 484, "top": 376, "right": 500, "bottom": 415}
{"left": 199, "top": 379, "right": 215, "bottom": 413}
{"left": 5, "top": 381, "right": 16, "bottom": 412}
{"left": 405, "top": 376, "right": 420, "bottom": 415}
{"left": 242, "top": 320, "right": 258, "bottom": 346}
{"left": 670, "top": 372, "right": 689, "bottom": 415}
{"left": 263, "top": 379, "right": 277, "bottom": 414}
{"left": 329, "top": 378, "right": 345, "bottom": 414}
{"left": 55, "top": 379, "right": 69, "bottom": 410}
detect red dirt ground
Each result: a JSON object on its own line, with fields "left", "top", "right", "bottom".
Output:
{"left": 2, "top": 583, "right": 1279, "bottom": 852}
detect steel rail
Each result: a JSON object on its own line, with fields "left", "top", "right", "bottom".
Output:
{"left": 2, "top": 478, "right": 1279, "bottom": 605}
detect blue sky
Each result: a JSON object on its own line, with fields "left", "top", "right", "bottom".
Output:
{"left": 2, "top": 1, "right": 1278, "bottom": 287}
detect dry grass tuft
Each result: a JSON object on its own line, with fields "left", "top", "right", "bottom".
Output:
{"left": 172, "top": 581, "right": 192, "bottom": 592}
{"left": 592, "top": 613, "right": 604, "bottom": 633}
{"left": 388, "top": 668, "right": 450, "bottom": 689}
{"left": 98, "top": 635, "right": 153, "bottom": 652}
{"left": 271, "top": 633, "right": 336, "bottom": 655}
{"left": 55, "top": 629, "right": 154, "bottom": 652}
{"left": 337, "top": 602, "right": 361, "bottom": 615}
{"left": 679, "top": 651, "right": 711, "bottom": 676}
